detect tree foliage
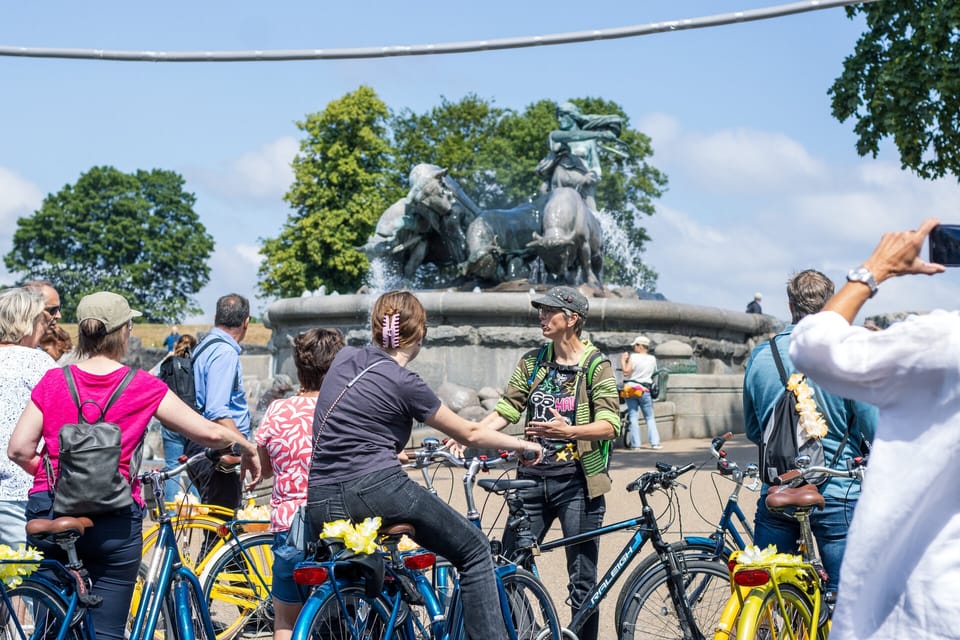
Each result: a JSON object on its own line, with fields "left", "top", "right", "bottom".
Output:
{"left": 258, "top": 86, "right": 400, "bottom": 297}
{"left": 830, "top": 1, "right": 960, "bottom": 179}
{"left": 4, "top": 166, "right": 213, "bottom": 322}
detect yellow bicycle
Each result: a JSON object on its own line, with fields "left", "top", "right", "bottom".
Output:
{"left": 713, "top": 459, "right": 866, "bottom": 640}
{"left": 131, "top": 498, "right": 274, "bottom": 640}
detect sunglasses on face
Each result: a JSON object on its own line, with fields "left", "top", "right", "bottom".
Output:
{"left": 45, "top": 305, "right": 61, "bottom": 316}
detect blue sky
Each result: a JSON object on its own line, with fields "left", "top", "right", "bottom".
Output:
{"left": 2, "top": 1, "right": 959, "bottom": 324}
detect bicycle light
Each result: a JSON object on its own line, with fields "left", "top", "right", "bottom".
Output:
{"left": 403, "top": 551, "right": 437, "bottom": 570}
{"left": 293, "top": 565, "right": 330, "bottom": 585}
{"left": 733, "top": 568, "right": 771, "bottom": 587}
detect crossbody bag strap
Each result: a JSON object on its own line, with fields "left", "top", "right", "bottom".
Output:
{"left": 312, "top": 359, "right": 388, "bottom": 449}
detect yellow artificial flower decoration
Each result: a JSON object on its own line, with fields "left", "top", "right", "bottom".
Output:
{"left": 321, "top": 517, "right": 383, "bottom": 555}
{"left": 787, "top": 373, "right": 828, "bottom": 439}
{"left": 0, "top": 544, "right": 43, "bottom": 588}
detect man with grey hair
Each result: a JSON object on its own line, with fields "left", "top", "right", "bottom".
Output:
{"left": 22, "top": 279, "right": 61, "bottom": 341}
{"left": 186, "top": 294, "right": 251, "bottom": 510}
{"left": 743, "top": 269, "right": 877, "bottom": 598}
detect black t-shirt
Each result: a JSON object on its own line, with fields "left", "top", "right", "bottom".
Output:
{"left": 523, "top": 364, "right": 581, "bottom": 477}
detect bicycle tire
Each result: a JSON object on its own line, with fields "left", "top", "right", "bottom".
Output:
{"left": 297, "top": 585, "right": 398, "bottom": 640}
{"left": 199, "top": 532, "right": 274, "bottom": 640}
{"left": 618, "top": 558, "right": 730, "bottom": 640}
{"left": 0, "top": 579, "right": 81, "bottom": 640}
{"left": 736, "top": 583, "right": 826, "bottom": 640}
{"left": 613, "top": 540, "right": 727, "bottom": 628}
{"left": 500, "top": 568, "right": 564, "bottom": 640}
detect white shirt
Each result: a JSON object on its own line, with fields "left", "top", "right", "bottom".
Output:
{"left": 624, "top": 352, "right": 656, "bottom": 385}
{"left": 791, "top": 309, "right": 960, "bottom": 640}
{"left": 0, "top": 346, "right": 57, "bottom": 501}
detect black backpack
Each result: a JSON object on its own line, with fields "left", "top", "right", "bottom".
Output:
{"left": 47, "top": 367, "right": 139, "bottom": 515}
{"left": 158, "top": 355, "right": 198, "bottom": 412}
{"left": 157, "top": 336, "right": 235, "bottom": 416}
{"left": 759, "top": 338, "right": 827, "bottom": 486}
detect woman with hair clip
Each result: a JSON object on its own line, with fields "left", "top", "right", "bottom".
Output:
{"left": 307, "top": 290, "right": 543, "bottom": 639}
{"left": 256, "top": 328, "right": 344, "bottom": 640}
{"left": 7, "top": 291, "right": 260, "bottom": 640}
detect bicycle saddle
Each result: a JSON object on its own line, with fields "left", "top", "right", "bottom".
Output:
{"left": 765, "top": 485, "right": 825, "bottom": 512}
{"left": 477, "top": 478, "right": 538, "bottom": 492}
{"left": 26, "top": 516, "right": 94, "bottom": 538}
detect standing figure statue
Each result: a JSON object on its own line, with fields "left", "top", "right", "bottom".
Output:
{"left": 536, "top": 102, "right": 628, "bottom": 211}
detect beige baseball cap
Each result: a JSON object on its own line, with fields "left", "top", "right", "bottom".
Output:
{"left": 76, "top": 291, "right": 142, "bottom": 333}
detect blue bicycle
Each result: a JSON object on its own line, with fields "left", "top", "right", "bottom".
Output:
{"left": 0, "top": 446, "right": 241, "bottom": 640}
{"left": 289, "top": 450, "right": 563, "bottom": 640}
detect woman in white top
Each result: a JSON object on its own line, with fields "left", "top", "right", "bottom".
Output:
{"left": 0, "top": 288, "right": 56, "bottom": 546}
{"left": 620, "top": 335, "right": 661, "bottom": 449}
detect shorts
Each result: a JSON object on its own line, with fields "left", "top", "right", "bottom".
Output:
{"left": 271, "top": 531, "right": 308, "bottom": 604}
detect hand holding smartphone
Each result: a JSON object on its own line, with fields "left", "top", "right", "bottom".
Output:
{"left": 928, "top": 224, "right": 960, "bottom": 267}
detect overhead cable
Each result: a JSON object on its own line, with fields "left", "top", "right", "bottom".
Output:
{"left": 0, "top": 0, "right": 876, "bottom": 63}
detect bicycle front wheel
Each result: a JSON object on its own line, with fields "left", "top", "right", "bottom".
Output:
{"left": 199, "top": 532, "right": 274, "bottom": 640}
{"left": 1, "top": 579, "right": 81, "bottom": 640}
{"left": 736, "top": 583, "right": 825, "bottom": 640}
{"left": 500, "top": 568, "right": 563, "bottom": 640}
{"left": 297, "top": 585, "right": 397, "bottom": 640}
{"left": 619, "top": 559, "right": 730, "bottom": 640}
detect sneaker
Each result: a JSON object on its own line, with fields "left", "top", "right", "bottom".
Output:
{"left": 650, "top": 444, "right": 663, "bottom": 450}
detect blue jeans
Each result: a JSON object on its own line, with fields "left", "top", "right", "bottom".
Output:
{"left": 26, "top": 491, "right": 143, "bottom": 640}
{"left": 161, "top": 428, "right": 198, "bottom": 503}
{"left": 506, "top": 472, "right": 605, "bottom": 640}
{"left": 754, "top": 491, "right": 856, "bottom": 593}
{"left": 625, "top": 393, "right": 660, "bottom": 448}
{"left": 308, "top": 467, "right": 505, "bottom": 640}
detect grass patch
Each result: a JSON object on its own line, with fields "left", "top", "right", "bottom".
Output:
{"left": 58, "top": 322, "right": 272, "bottom": 349}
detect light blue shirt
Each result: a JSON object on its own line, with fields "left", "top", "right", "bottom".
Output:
{"left": 743, "top": 325, "right": 877, "bottom": 500}
{"left": 193, "top": 327, "right": 250, "bottom": 438}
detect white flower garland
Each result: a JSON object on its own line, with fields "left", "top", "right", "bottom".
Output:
{"left": 787, "top": 373, "right": 828, "bottom": 439}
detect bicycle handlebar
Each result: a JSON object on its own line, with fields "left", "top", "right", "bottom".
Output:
{"left": 626, "top": 462, "right": 697, "bottom": 495}
{"left": 772, "top": 457, "right": 867, "bottom": 487}
{"left": 138, "top": 445, "right": 240, "bottom": 484}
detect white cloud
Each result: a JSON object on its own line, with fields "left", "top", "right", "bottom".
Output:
{"left": 0, "top": 167, "right": 43, "bottom": 226}
{"left": 642, "top": 122, "right": 960, "bottom": 323}
{"left": 187, "top": 137, "right": 298, "bottom": 204}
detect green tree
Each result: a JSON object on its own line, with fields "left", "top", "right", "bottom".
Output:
{"left": 390, "top": 94, "right": 507, "bottom": 201}
{"left": 4, "top": 166, "right": 213, "bottom": 322}
{"left": 830, "top": 1, "right": 960, "bottom": 179}
{"left": 259, "top": 86, "right": 398, "bottom": 297}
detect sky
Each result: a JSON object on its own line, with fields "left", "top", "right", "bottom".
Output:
{"left": 2, "top": 1, "right": 959, "bottom": 325}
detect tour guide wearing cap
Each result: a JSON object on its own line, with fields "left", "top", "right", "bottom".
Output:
{"left": 531, "top": 285, "right": 590, "bottom": 318}
{"left": 76, "top": 291, "right": 143, "bottom": 331}
{"left": 477, "top": 284, "right": 620, "bottom": 640}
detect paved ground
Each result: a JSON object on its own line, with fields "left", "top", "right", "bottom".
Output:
{"left": 410, "top": 435, "right": 760, "bottom": 639}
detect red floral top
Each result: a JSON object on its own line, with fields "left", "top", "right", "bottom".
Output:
{"left": 254, "top": 395, "right": 315, "bottom": 532}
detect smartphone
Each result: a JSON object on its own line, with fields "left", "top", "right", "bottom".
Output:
{"left": 929, "top": 224, "right": 960, "bottom": 267}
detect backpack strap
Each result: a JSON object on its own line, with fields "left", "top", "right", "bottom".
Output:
{"left": 191, "top": 335, "right": 241, "bottom": 405}
{"left": 768, "top": 337, "right": 789, "bottom": 387}
{"left": 63, "top": 366, "right": 137, "bottom": 424}
{"left": 525, "top": 344, "right": 551, "bottom": 387}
